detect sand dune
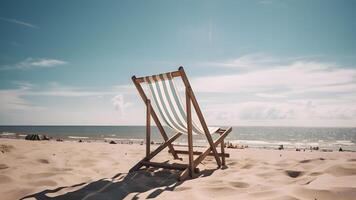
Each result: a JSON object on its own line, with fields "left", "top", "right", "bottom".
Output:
{"left": 0, "top": 139, "right": 355, "bottom": 200}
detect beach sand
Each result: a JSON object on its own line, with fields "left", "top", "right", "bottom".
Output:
{"left": 1, "top": 138, "right": 356, "bottom": 200}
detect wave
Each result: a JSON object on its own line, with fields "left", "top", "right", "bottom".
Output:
{"left": 68, "top": 136, "right": 89, "bottom": 139}
{"left": 1, "top": 132, "right": 16, "bottom": 136}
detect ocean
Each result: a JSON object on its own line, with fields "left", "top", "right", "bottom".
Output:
{"left": 1, "top": 126, "right": 355, "bottom": 151}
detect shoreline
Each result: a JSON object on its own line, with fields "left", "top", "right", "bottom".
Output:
{"left": 1, "top": 138, "right": 356, "bottom": 200}
{"left": 1, "top": 133, "right": 355, "bottom": 153}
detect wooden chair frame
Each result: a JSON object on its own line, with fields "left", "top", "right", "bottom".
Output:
{"left": 129, "top": 66, "right": 232, "bottom": 181}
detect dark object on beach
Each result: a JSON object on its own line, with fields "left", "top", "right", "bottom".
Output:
{"left": 78, "top": 139, "right": 83, "bottom": 143}
{"left": 109, "top": 140, "right": 117, "bottom": 144}
{"left": 56, "top": 138, "right": 63, "bottom": 142}
{"left": 25, "top": 134, "right": 41, "bottom": 140}
{"left": 339, "top": 147, "right": 343, "bottom": 152}
{"left": 278, "top": 145, "right": 284, "bottom": 150}
{"left": 296, "top": 148, "right": 300, "bottom": 151}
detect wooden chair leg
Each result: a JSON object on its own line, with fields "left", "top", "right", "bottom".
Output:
{"left": 179, "top": 67, "right": 222, "bottom": 167}
{"left": 146, "top": 100, "right": 151, "bottom": 158}
{"left": 186, "top": 87, "right": 194, "bottom": 177}
{"left": 179, "top": 127, "right": 231, "bottom": 181}
{"left": 221, "top": 137, "right": 225, "bottom": 166}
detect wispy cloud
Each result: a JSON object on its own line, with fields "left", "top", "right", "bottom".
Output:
{"left": 111, "top": 94, "right": 133, "bottom": 116}
{"left": 0, "top": 81, "right": 135, "bottom": 104}
{"left": 0, "top": 82, "right": 140, "bottom": 125}
{"left": 203, "top": 99, "right": 356, "bottom": 127}
{"left": 0, "top": 58, "right": 67, "bottom": 71}
{"left": 255, "top": 93, "right": 287, "bottom": 98}
{"left": 0, "top": 87, "right": 42, "bottom": 112}
{"left": 0, "top": 17, "right": 38, "bottom": 29}
{"left": 188, "top": 55, "right": 356, "bottom": 126}
{"left": 192, "top": 56, "right": 356, "bottom": 96}
{"left": 198, "top": 54, "right": 279, "bottom": 68}
{"left": 196, "top": 54, "right": 324, "bottom": 69}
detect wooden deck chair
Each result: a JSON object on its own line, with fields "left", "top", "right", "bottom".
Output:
{"left": 129, "top": 66, "right": 232, "bottom": 181}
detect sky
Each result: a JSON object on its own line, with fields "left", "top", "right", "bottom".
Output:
{"left": 0, "top": 0, "right": 356, "bottom": 127}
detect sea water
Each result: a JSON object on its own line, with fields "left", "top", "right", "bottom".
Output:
{"left": 1, "top": 126, "right": 355, "bottom": 151}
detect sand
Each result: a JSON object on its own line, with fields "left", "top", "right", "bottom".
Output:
{"left": 1, "top": 138, "right": 356, "bottom": 200}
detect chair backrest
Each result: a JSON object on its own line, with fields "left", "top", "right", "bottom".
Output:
{"left": 142, "top": 72, "right": 207, "bottom": 135}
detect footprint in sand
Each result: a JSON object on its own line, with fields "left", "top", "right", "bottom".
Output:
{"left": 299, "top": 158, "right": 325, "bottom": 164}
{"left": 78, "top": 159, "right": 97, "bottom": 166}
{"left": 0, "top": 163, "right": 9, "bottom": 170}
{"left": 0, "top": 144, "right": 14, "bottom": 153}
{"left": 295, "top": 176, "right": 316, "bottom": 185}
{"left": 309, "top": 172, "right": 323, "bottom": 176}
{"left": 241, "top": 163, "right": 253, "bottom": 169}
{"left": 227, "top": 161, "right": 238, "bottom": 166}
{"left": 0, "top": 175, "right": 12, "bottom": 184}
{"left": 229, "top": 181, "right": 250, "bottom": 188}
{"left": 285, "top": 170, "right": 303, "bottom": 178}
{"left": 37, "top": 159, "right": 50, "bottom": 164}
{"left": 174, "top": 186, "right": 191, "bottom": 191}
{"left": 325, "top": 164, "right": 356, "bottom": 176}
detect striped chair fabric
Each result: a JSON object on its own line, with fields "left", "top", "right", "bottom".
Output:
{"left": 143, "top": 73, "right": 219, "bottom": 135}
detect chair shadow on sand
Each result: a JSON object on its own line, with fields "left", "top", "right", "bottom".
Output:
{"left": 21, "top": 163, "right": 220, "bottom": 200}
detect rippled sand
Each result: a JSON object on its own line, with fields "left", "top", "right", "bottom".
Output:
{"left": 1, "top": 139, "right": 356, "bottom": 200}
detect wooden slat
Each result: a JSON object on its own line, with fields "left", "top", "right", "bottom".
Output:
{"left": 132, "top": 76, "right": 179, "bottom": 159}
{"left": 179, "top": 66, "right": 222, "bottom": 167}
{"left": 179, "top": 127, "right": 232, "bottom": 181}
{"left": 217, "top": 129, "right": 226, "bottom": 133}
{"left": 134, "top": 70, "right": 182, "bottom": 83}
{"left": 129, "top": 133, "right": 182, "bottom": 173}
{"left": 169, "top": 150, "right": 230, "bottom": 158}
{"left": 134, "top": 77, "right": 145, "bottom": 83}
{"left": 193, "top": 127, "right": 232, "bottom": 167}
{"left": 171, "top": 70, "right": 182, "bottom": 77}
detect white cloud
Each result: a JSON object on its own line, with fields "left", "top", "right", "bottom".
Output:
{"left": 189, "top": 55, "right": 356, "bottom": 126}
{"left": 199, "top": 54, "right": 279, "bottom": 68}
{"left": 1, "top": 82, "right": 135, "bottom": 98}
{"left": 192, "top": 60, "right": 356, "bottom": 96}
{"left": 27, "top": 59, "right": 66, "bottom": 67}
{"left": 0, "top": 82, "right": 140, "bottom": 125}
{"left": 1, "top": 54, "right": 355, "bottom": 126}
{"left": 255, "top": 93, "right": 287, "bottom": 98}
{"left": 0, "top": 87, "right": 43, "bottom": 112}
{"left": 0, "top": 58, "right": 67, "bottom": 71}
{"left": 111, "top": 94, "right": 133, "bottom": 116}
{"left": 0, "top": 17, "right": 38, "bottom": 29}
{"left": 203, "top": 100, "right": 356, "bottom": 127}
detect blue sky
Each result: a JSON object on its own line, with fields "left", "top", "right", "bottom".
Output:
{"left": 0, "top": 0, "right": 356, "bottom": 126}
